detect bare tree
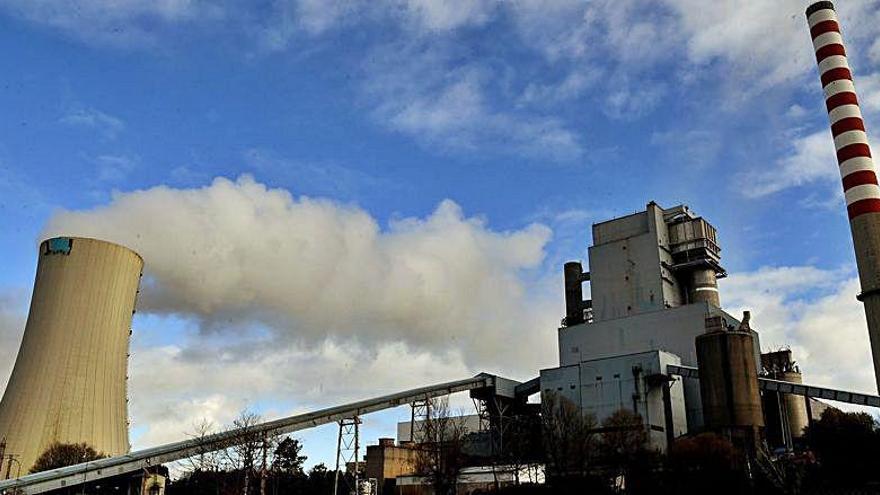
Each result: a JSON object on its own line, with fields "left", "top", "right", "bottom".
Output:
{"left": 493, "top": 410, "right": 543, "bottom": 486}
{"left": 541, "top": 391, "right": 598, "bottom": 481}
{"left": 184, "top": 418, "right": 221, "bottom": 474}
{"left": 600, "top": 409, "right": 649, "bottom": 489}
{"left": 414, "top": 397, "right": 468, "bottom": 495}
{"left": 221, "top": 409, "right": 276, "bottom": 495}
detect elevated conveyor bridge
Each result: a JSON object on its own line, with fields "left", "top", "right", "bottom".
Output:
{"left": 0, "top": 373, "right": 520, "bottom": 495}
{"left": 667, "top": 364, "right": 880, "bottom": 407}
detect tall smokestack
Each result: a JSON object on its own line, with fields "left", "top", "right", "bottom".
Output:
{"left": 806, "top": 2, "right": 880, "bottom": 391}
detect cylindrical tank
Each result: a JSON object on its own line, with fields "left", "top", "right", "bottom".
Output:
{"left": 806, "top": 2, "right": 880, "bottom": 391}
{"left": 0, "top": 237, "right": 143, "bottom": 473}
{"left": 696, "top": 317, "right": 763, "bottom": 449}
{"left": 780, "top": 371, "right": 809, "bottom": 439}
{"left": 689, "top": 269, "right": 720, "bottom": 307}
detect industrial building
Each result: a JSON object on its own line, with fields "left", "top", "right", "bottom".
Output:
{"left": 3, "top": 3, "right": 880, "bottom": 493}
{"left": 540, "top": 202, "right": 822, "bottom": 454}
{"left": 0, "top": 237, "right": 143, "bottom": 474}
{"left": 364, "top": 438, "right": 417, "bottom": 495}
{"left": 541, "top": 202, "right": 766, "bottom": 450}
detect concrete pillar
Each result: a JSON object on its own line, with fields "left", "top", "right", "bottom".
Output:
{"left": 690, "top": 269, "right": 720, "bottom": 307}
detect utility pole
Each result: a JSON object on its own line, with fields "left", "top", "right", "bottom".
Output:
{"left": 260, "top": 432, "right": 268, "bottom": 495}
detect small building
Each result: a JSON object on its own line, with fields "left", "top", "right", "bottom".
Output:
{"left": 365, "top": 438, "right": 418, "bottom": 495}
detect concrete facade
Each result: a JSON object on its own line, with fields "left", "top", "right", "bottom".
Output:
{"left": 540, "top": 350, "right": 687, "bottom": 451}
{"left": 557, "top": 303, "right": 759, "bottom": 430}
{"left": 0, "top": 237, "right": 143, "bottom": 473}
{"left": 546, "top": 202, "right": 760, "bottom": 438}
{"left": 588, "top": 202, "right": 723, "bottom": 322}
{"left": 365, "top": 438, "right": 418, "bottom": 495}
{"left": 397, "top": 415, "right": 482, "bottom": 444}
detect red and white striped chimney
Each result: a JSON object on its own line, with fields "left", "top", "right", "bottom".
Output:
{"left": 807, "top": 1, "right": 880, "bottom": 391}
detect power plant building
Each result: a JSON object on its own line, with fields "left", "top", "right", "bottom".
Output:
{"left": 542, "top": 202, "right": 764, "bottom": 450}
{"left": 0, "top": 237, "right": 143, "bottom": 474}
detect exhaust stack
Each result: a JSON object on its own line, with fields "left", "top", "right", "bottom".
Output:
{"left": 806, "top": 2, "right": 880, "bottom": 391}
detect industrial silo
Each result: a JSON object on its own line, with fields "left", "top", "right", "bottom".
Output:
{"left": 760, "top": 350, "right": 809, "bottom": 448}
{"left": 0, "top": 237, "right": 142, "bottom": 474}
{"left": 695, "top": 315, "right": 764, "bottom": 451}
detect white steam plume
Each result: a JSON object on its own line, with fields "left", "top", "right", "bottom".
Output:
{"left": 43, "top": 175, "right": 558, "bottom": 372}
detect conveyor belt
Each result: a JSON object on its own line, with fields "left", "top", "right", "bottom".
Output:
{"left": 666, "top": 364, "right": 880, "bottom": 407}
{"left": 0, "top": 374, "right": 503, "bottom": 494}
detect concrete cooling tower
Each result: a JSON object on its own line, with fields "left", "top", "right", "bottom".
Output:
{"left": 0, "top": 237, "right": 143, "bottom": 474}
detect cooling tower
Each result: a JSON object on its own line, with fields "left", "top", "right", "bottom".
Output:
{"left": 0, "top": 237, "right": 143, "bottom": 474}
{"left": 806, "top": 2, "right": 880, "bottom": 391}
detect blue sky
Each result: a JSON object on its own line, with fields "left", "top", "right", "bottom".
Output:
{"left": 2, "top": 0, "right": 880, "bottom": 468}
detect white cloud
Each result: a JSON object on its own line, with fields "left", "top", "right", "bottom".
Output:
{"left": 366, "top": 54, "right": 582, "bottom": 160}
{"left": 59, "top": 107, "right": 125, "bottom": 139}
{"left": 128, "top": 337, "right": 472, "bottom": 447}
{"left": 518, "top": 70, "right": 597, "bottom": 108}
{"left": 43, "top": 176, "right": 558, "bottom": 370}
{"left": 290, "top": 0, "right": 355, "bottom": 36}
{"left": 507, "top": 0, "right": 595, "bottom": 63}
{"left": 603, "top": 77, "right": 666, "bottom": 120}
{"left": 650, "top": 129, "right": 722, "bottom": 168}
{"left": 509, "top": 0, "right": 676, "bottom": 117}
{"left": 669, "top": 1, "right": 810, "bottom": 89}
{"left": 95, "top": 155, "right": 139, "bottom": 183}
{"left": 721, "top": 265, "right": 876, "bottom": 394}
{"left": 243, "top": 148, "right": 397, "bottom": 198}
{"left": 738, "top": 129, "right": 840, "bottom": 198}
{"left": 859, "top": 72, "right": 880, "bottom": 115}
{"left": 263, "top": 0, "right": 496, "bottom": 48}
{"left": 395, "top": 0, "right": 495, "bottom": 33}
{"left": 870, "top": 39, "right": 880, "bottom": 65}
{"left": 0, "top": 0, "right": 223, "bottom": 45}
{"left": 665, "top": 1, "right": 880, "bottom": 91}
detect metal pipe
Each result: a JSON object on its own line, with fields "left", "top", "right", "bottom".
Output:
{"left": 806, "top": 1, "right": 880, "bottom": 391}
{"left": 563, "top": 262, "right": 587, "bottom": 326}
